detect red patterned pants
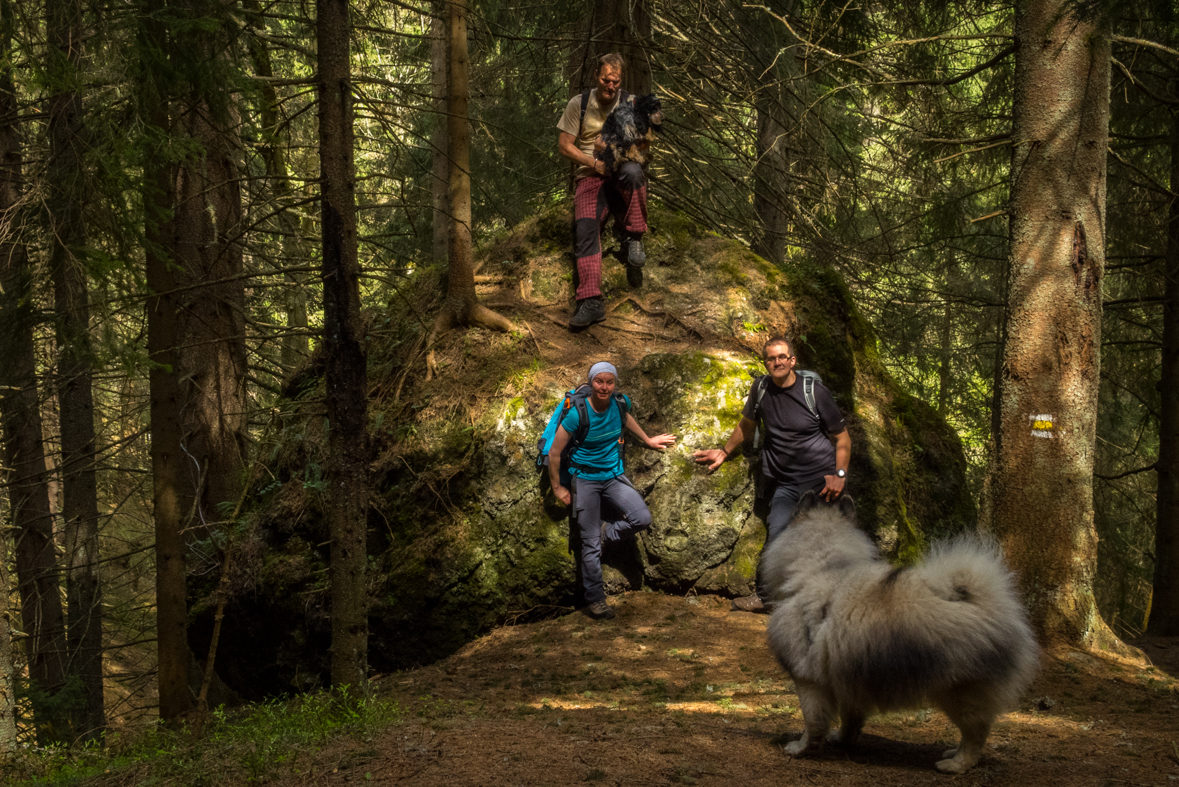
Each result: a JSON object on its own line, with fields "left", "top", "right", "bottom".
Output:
{"left": 572, "top": 162, "right": 648, "bottom": 300}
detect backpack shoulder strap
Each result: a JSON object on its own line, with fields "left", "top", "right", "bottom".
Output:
{"left": 613, "top": 392, "right": 629, "bottom": 419}
{"left": 752, "top": 375, "right": 771, "bottom": 420}
{"left": 613, "top": 392, "right": 629, "bottom": 471}
{"left": 569, "top": 384, "right": 594, "bottom": 447}
{"left": 797, "top": 371, "right": 820, "bottom": 418}
{"left": 579, "top": 88, "right": 591, "bottom": 131}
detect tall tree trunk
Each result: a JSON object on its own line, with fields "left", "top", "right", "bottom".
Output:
{"left": 985, "top": 0, "right": 1116, "bottom": 647}
{"left": 424, "top": 0, "right": 512, "bottom": 379}
{"left": 595, "top": 0, "right": 651, "bottom": 94}
{"left": 938, "top": 298, "right": 953, "bottom": 415}
{"left": 172, "top": 113, "right": 248, "bottom": 523}
{"left": 430, "top": 0, "right": 448, "bottom": 266}
{"left": 0, "top": 1, "right": 54, "bottom": 744}
{"left": 318, "top": 0, "right": 369, "bottom": 690}
{"left": 752, "top": 105, "right": 788, "bottom": 264}
{"left": 172, "top": 0, "right": 248, "bottom": 532}
{"left": 0, "top": 0, "right": 68, "bottom": 742}
{"left": 748, "top": 2, "right": 807, "bottom": 266}
{"left": 1149, "top": 76, "right": 1179, "bottom": 636}
{"left": 140, "top": 0, "right": 193, "bottom": 724}
{"left": 567, "top": 0, "right": 651, "bottom": 96}
{"left": 244, "top": 0, "right": 310, "bottom": 372}
{"left": 0, "top": 523, "right": 14, "bottom": 756}
{"left": 46, "top": 0, "right": 103, "bottom": 741}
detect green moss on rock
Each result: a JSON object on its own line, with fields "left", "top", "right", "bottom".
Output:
{"left": 197, "top": 202, "right": 977, "bottom": 695}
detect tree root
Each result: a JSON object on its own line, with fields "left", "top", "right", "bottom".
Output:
{"left": 424, "top": 302, "right": 514, "bottom": 381}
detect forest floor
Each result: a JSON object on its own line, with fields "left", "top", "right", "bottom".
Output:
{"left": 16, "top": 227, "right": 1176, "bottom": 786}
{"left": 12, "top": 590, "right": 1176, "bottom": 786}
{"left": 305, "top": 592, "right": 1172, "bottom": 787}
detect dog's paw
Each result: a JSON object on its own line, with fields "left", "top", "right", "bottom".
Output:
{"left": 935, "top": 754, "right": 975, "bottom": 774}
{"left": 941, "top": 747, "right": 958, "bottom": 759}
{"left": 783, "top": 739, "right": 809, "bottom": 757}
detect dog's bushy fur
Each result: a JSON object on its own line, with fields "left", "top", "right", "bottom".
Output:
{"left": 598, "top": 93, "right": 662, "bottom": 173}
{"left": 763, "top": 492, "right": 1038, "bottom": 774}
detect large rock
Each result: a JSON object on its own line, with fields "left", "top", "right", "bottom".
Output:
{"left": 189, "top": 203, "right": 975, "bottom": 698}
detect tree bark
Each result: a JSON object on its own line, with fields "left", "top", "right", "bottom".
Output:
{"left": 572, "top": 0, "right": 651, "bottom": 95}
{"left": 425, "top": 0, "right": 512, "bottom": 379}
{"left": 938, "top": 298, "right": 953, "bottom": 415}
{"left": 171, "top": 0, "right": 248, "bottom": 533}
{"left": 244, "top": 0, "right": 310, "bottom": 372}
{"left": 318, "top": 0, "right": 369, "bottom": 691}
{"left": 0, "top": 522, "right": 14, "bottom": 757}
{"left": 140, "top": 0, "right": 194, "bottom": 724}
{"left": 431, "top": 0, "right": 449, "bottom": 266}
{"left": 985, "top": 0, "right": 1117, "bottom": 648}
{"left": 46, "top": 0, "right": 104, "bottom": 741}
{"left": 0, "top": 0, "right": 69, "bottom": 742}
{"left": 0, "top": 1, "right": 45, "bottom": 748}
{"left": 752, "top": 105, "right": 788, "bottom": 265}
{"left": 1148, "top": 76, "right": 1179, "bottom": 635}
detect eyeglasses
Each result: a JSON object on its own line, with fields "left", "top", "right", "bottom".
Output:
{"left": 765, "top": 354, "right": 793, "bottom": 364}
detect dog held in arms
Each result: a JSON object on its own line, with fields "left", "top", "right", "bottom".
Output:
{"left": 762, "top": 491, "right": 1038, "bottom": 774}
{"left": 597, "top": 93, "right": 662, "bottom": 174}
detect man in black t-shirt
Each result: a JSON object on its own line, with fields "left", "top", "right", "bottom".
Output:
{"left": 693, "top": 336, "right": 851, "bottom": 612}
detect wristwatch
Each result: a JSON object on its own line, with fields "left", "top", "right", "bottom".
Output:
{"left": 836, "top": 469, "right": 847, "bottom": 479}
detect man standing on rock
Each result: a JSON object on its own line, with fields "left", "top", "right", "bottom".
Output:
{"left": 693, "top": 337, "right": 851, "bottom": 612}
{"left": 550, "top": 362, "right": 676, "bottom": 620}
{"left": 556, "top": 53, "right": 649, "bottom": 329}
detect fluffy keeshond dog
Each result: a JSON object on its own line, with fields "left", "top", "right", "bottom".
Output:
{"left": 763, "top": 491, "right": 1038, "bottom": 774}
{"left": 598, "top": 93, "right": 662, "bottom": 173}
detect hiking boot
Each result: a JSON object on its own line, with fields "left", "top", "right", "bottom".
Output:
{"left": 731, "top": 593, "right": 769, "bottom": 613}
{"left": 584, "top": 599, "right": 616, "bottom": 620}
{"left": 569, "top": 297, "right": 606, "bottom": 328}
{"left": 625, "top": 238, "right": 646, "bottom": 267}
{"left": 627, "top": 236, "right": 646, "bottom": 267}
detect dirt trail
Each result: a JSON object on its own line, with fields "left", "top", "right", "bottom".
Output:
{"left": 298, "top": 592, "right": 1179, "bottom": 787}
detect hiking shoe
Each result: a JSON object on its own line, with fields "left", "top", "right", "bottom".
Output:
{"left": 731, "top": 593, "right": 769, "bottom": 613}
{"left": 624, "top": 237, "right": 646, "bottom": 267}
{"left": 569, "top": 297, "right": 606, "bottom": 328}
{"left": 584, "top": 599, "right": 616, "bottom": 620}
{"left": 626, "top": 262, "right": 643, "bottom": 288}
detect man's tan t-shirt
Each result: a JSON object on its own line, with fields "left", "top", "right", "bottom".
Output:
{"left": 557, "top": 88, "right": 622, "bottom": 181}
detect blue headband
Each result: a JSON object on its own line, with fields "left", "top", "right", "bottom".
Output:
{"left": 588, "top": 362, "right": 618, "bottom": 382}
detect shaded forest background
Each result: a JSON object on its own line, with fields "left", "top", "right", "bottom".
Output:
{"left": 0, "top": 0, "right": 1176, "bottom": 749}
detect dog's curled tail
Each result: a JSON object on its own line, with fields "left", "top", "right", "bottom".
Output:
{"left": 917, "top": 534, "right": 1040, "bottom": 701}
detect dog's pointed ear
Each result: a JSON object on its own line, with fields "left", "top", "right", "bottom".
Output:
{"left": 837, "top": 494, "right": 856, "bottom": 522}
{"left": 795, "top": 490, "right": 819, "bottom": 519}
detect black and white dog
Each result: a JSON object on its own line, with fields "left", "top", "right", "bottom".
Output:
{"left": 598, "top": 93, "right": 663, "bottom": 174}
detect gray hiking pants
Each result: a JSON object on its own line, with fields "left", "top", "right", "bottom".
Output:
{"left": 755, "top": 477, "right": 828, "bottom": 601}
{"left": 572, "top": 475, "right": 651, "bottom": 604}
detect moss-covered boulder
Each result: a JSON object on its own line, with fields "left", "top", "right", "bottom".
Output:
{"left": 191, "top": 202, "right": 975, "bottom": 698}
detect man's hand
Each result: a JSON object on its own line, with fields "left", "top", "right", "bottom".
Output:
{"left": 553, "top": 484, "right": 572, "bottom": 506}
{"left": 693, "top": 448, "right": 727, "bottom": 472}
{"left": 820, "top": 474, "right": 845, "bottom": 501}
